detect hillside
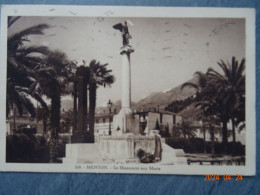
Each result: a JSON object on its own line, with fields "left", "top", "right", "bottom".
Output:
{"left": 177, "top": 103, "right": 202, "bottom": 120}
{"left": 134, "top": 77, "right": 197, "bottom": 110}
{"left": 60, "top": 77, "right": 197, "bottom": 113}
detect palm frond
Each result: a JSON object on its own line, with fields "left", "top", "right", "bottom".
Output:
{"left": 103, "top": 75, "right": 115, "bottom": 87}
{"left": 181, "top": 82, "right": 198, "bottom": 91}
{"left": 217, "top": 60, "right": 232, "bottom": 79}
{"left": 8, "top": 24, "right": 50, "bottom": 50}
{"left": 237, "top": 58, "right": 245, "bottom": 76}
{"left": 194, "top": 71, "right": 207, "bottom": 88}
{"left": 8, "top": 16, "right": 21, "bottom": 28}
{"left": 17, "top": 46, "right": 49, "bottom": 56}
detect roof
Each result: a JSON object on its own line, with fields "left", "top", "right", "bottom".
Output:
{"left": 133, "top": 110, "right": 179, "bottom": 116}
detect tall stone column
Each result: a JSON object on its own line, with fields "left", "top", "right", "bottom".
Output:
{"left": 114, "top": 45, "right": 134, "bottom": 134}
{"left": 121, "top": 47, "right": 133, "bottom": 110}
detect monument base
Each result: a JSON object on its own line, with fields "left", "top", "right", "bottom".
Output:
{"left": 119, "top": 107, "right": 132, "bottom": 115}
{"left": 64, "top": 134, "right": 159, "bottom": 164}
{"left": 160, "top": 143, "right": 187, "bottom": 165}
{"left": 62, "top": 143, "right": 106, "bottom": 164}
{"left": 113, "top": 108, "right": 140, "bottom": 135}
{"left": 63, "top": 134, "right": 187, "bottom": 164}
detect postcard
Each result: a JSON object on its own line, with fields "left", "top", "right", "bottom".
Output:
{"left": 0, "top": 5, "right": 256, "bottom": 175}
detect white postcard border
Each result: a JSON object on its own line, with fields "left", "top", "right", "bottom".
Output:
{"left": 0, "top": 5, "right": 256, "bottom": 175}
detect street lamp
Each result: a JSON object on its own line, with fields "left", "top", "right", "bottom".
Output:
{"left": 107, "top": 99, "right": 113, "bottom": 135}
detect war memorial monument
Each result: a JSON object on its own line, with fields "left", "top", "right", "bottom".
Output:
{"left": 62, "top": 21, "right": 186, "bottom": 164}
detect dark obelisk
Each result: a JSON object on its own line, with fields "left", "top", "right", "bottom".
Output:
{"left": 71, "top": 66, "right": 89, "bottom": 143}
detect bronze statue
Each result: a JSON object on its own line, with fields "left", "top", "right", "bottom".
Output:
{"left": 113, "top": 21, "right": 132, "bottom": 46}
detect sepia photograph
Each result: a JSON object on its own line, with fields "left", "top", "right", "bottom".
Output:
{"left": 0, "top": 5, "right": 255, "bottom": 175}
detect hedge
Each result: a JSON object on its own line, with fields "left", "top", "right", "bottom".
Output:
{"left": 165, "top": 137, "right": 245, "bottom": 155}
{"left": 6, "top": 133, "right": 71, "bottom": 163}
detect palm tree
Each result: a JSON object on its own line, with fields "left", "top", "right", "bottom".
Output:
{"left": 37, "top": 51, "right": 75, "bottom": 139}
{"left": 206, "top": 57, "right": 245, "bottom": 144}
{"left": 88, "top": 60, "right": 115, "bottom": 142}
{"left": 7, "top": 16, "right": 50, "bottom": 118}
{"left": 175, "top": 119, "right": 196, "bottom": 139}
{"left": 181, "top": 71, "right": 208, "bottom": 152}
{"left": 36, "top": 50, "right": 76, "bottom": 162}
{"left": 195, "top": 100, "right": 220, "bottom": 155}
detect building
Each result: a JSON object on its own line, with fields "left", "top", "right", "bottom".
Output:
{"left": 192, "top": 120, "right": 245, "bottom": 145}
{"left": 95, "top": 113, "right": 114, "bottom": 136}
{"left": 6, "top": 108, "right": 44, "bottom": 135}
{"left": 133, "top": 110, "right": 182, "bottom": 136}
{"left": 94, "top": 110, "right": 182, "bottom": 137}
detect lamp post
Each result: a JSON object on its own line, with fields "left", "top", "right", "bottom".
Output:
{"left": 107, "top": 99, "right": 113, "bottom": 135}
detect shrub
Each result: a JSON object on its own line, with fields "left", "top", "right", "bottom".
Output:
{"left": 6, "top": 134, "right": 50, "bottom": 163}
{"left": 6, "top": 133, "right": 72, "bottom": 163}
{"left": 47, "top": 133, "right": 71, "bottom": 163}
{"left": 165, "top": 137, "right": 245, "bottom": 155}
{"left": 213, "top": 142, "right": 245, "bottom": 156}
{"left": 227, "top": 142, "right": 245, "bottom": 155}
{"left": 166, "top": 137, "right": 205, "bottom": 153}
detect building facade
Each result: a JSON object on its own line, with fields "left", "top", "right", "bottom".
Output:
{"left": 6, "top": 109, "right": 44, "bottom": 135}
{"left": 94, "top": 110, "right": 182, "bottom": 137}
{"left": 192, "top": 120, "right": 245, "bottom": 145}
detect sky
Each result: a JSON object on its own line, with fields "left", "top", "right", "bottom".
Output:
{"left": 8, "top": 16, "right": 245, "bottom": 107}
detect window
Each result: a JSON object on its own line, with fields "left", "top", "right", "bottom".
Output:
{"left": 103, "top": 118, "right": 106, "bottom": 123}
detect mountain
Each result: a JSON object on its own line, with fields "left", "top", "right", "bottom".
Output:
{"left": 134, "top": 78, "right": 197, "bottom": 111}
{"left": 60, "top": 99, "right": 136, "bottom": 115}
{"left": 60, "top": 77, "right": 197, "bottom": 114}
{"left": 177, "top": 103, "right": 201, "bottom": 120}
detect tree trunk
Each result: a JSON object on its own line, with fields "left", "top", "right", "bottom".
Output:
{"left": 13, "top": 106, "right": 16, "bottom": 132}
{"left": 50, "top": 91, "right": 61, "bottom": 139}
{"left": 43, "top": 119, "right": 47, "bottom": 135}
{"left": 73, "top": 81, "right": 78, "bottom": 133}
{"left": 49, "top": 89, "right": 61, "bottom": 163}
{"left": 88, "top": 81, "right": 96, "bottom": 143}
{"left": 82, "top": 79, "right": 87, "bottom": 132}
{"left": 203, "top": 122, "right": 206, "bottom": 153}
{"left": 231, "top": 117, "right": 236, "bottom": 143}
{"left": 210, "top": 123, "right": 215, "bottom": 156}
{"left": 222, "top": 120, "right": 228, "bottom": 152}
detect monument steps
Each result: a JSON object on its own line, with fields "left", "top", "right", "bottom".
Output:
{"left": 160, "top": 143, "right": 187, "bottom": 165}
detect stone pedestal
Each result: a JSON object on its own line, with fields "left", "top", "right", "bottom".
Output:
{"left": 63, "top": 134, "right": 158, "bottom": 164}
{"left": 160, "top": 143, "right": 188, "bottom": 165}
{"left": 63, "top": 143, "right": 104, "bottom": 164}
{"left": 63, "top": 134, "right": 187, "bottom": 165}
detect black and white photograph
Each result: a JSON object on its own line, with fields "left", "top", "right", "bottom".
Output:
{"left": 0, "top": 6, "right": 255, "bottom": 175}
